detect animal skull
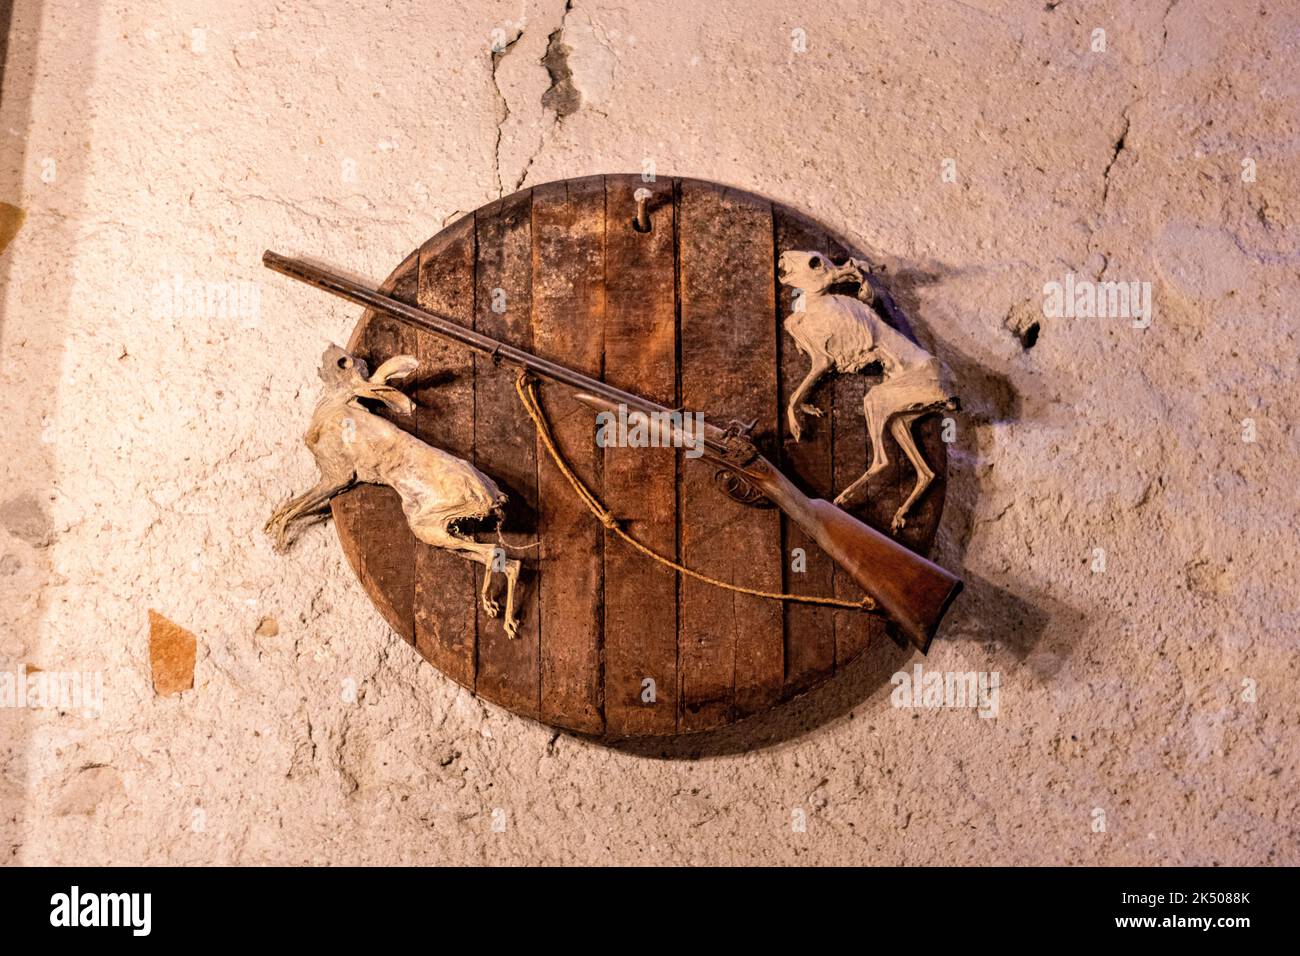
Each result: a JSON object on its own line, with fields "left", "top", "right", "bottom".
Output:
{"left": 778, "top": 250, "right": 875, "bottom": 304}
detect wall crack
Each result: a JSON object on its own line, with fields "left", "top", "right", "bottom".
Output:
{"left": 1099, "top": 112, "right": 1130, "bottom": 208}
{"left": 489, "top": 0, "right": 583, "bottom": 195}
{"left": 490, "top": 26, "right": 526, "bottom": 197}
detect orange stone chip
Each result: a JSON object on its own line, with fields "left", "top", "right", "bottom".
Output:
{"left": 148, "top": 609, "right": 196, "bottom": 696}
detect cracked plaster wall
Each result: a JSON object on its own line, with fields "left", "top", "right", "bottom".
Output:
{"left": 0, "top": 0, "right": 1296, "bottom": 864}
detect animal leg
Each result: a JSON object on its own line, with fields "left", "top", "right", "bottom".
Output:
{"left": 438, "top": 533, "right": 517, "bottom": 632}
{"left": 500, "top": 556, "right": 522, "bottom": 639}
{"left": 265, "top": 477, "right": 352, "bottom": 550}
{"left": 442, "top": 537, "right": 503, "bottom": 618}
{"left": 786, "top": 355, "right": 831, "bottom": 443}
{"left": 464, "top": 540, "right": 522, "bottom": 638}
{"left": 833, "top": 391, "right": 890, "bottom": 508}
{"left": 889, "top": 412, "right": 934, "bottom": 532}
{"left": 478, "top": 549, "right": 500, "bottom": 618}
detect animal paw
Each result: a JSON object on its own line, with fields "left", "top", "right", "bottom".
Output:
{"left": 482, "top": 596, "right": 500, "bottom": 618}
{"left": 798, "top": 403, "right": 823, "bottom": 418}
{"left": 263, "top": 516, "right": 289, "bottom": 552}
{"left": 890, "top": 513, "right": 908, "bottom": 533}
{"left": 834, "top": 484, "right": 869, "bottom": 509}
{"left": 504, "top": 618, "right": 519, "bottom": 640}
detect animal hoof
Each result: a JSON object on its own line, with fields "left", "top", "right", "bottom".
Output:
{"left": 798, "top": 403, "right": 823, "bottom": 418}
{"left": 788, "top": 419, "right": 804, "bottom": 443}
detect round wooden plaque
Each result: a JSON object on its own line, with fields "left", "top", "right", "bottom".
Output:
{"left": 331, "top": 175, "right": 948, "bottom": 739}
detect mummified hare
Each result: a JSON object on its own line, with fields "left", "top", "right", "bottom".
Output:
{"left": 265, "top": 345, "right": 522, "bottom": 637}
{"left": 779, "top": 251, "right": 960, "bottom": 533}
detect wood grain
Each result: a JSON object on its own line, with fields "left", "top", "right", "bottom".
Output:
{"left": 602, "top": 175, "right": 679, "bottom": 737}
{"left": 677, "top": 179, "right": 784, "bottom": 728}
{"left": 830, "top": 369, "right": 881, "bottom": 664}
{"left": 531, "top": 176, "right": 606, "bottom": 734}
{"left": 897, "top": 411, "right": 948, "bottom": 557}
{"left": 410, "top": 215, "right": 478, "bottom": 688}
{"left": 774, "top": 211, "right": 837, "bottom": 697}
{"left": 823, "top": 246, "right": 883, "bottom": 665}
{"left": 473, "top": 189, "right": 541, "bottom": 719}
{"left": 333, "top": 250, "right": 421, "bottom": 644}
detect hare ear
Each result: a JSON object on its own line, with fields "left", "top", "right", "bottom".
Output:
{"left": 846, "top": 258, "right": 876, "bottom": 304}
{"left": 370, "top": 355, "right": 419, "bottom": 384}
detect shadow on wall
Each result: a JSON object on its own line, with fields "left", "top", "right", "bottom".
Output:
{"left": 886, "top": 264, "right": 1055, "bottom": 656}
{"left": 0, "top": 0, "right": 100, "bottom": 861}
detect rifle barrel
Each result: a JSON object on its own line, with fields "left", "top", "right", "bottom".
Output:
{"left": 263, "top": 249, "right": 679, "bottom": 423}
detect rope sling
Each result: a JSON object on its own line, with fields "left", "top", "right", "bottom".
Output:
{"left": 514, "top": 373, "right": 875, "bottom": 612}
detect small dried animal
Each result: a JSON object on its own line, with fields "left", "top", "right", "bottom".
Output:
{"left": 779, "top": 251, "right": 959, "bottom": 532}
{"left": 265, "top": 345, "right": 522, "bottom": 637}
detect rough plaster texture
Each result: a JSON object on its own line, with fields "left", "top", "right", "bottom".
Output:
{"left": 1, "top": 0, "right": 1296, "bottom": 865}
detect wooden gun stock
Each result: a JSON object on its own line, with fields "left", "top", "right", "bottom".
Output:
{"left": 569, "top": 390, "right": 963, "bottom": 652}
{"left": 739, "top": 455, "right": 963, "bottom": 653}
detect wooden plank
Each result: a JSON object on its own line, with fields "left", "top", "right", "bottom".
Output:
{"left": 896, "top": 410, "right": 948, "bottom": 556}
{"left": 412, "top": 215, "right": 477, "bottom": 689}
{"left": 532, "top": 176, "right": 606, "bottom": 734}
{"left": 602, "top": 175, "right": 678, "bottom": 737}
{"left": 774, "top": 213, "right": 837, "bottom": 697}
{"left": 332, "top": 251, "right": 421, "bottom": 644}
{"left": 830, "top": 368, "right": 882, "bottom": 664}
{"left": 819, "top": 246, "right": 884, "bottom": 666}
{"left": 863, "top": 283, "right": 911, "bottom": 647}
{"left": 677, "top": 180, "right": 784, "bottom": 728}
{"left": 473, "top": 190, "right": 542, "bottom": 719}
